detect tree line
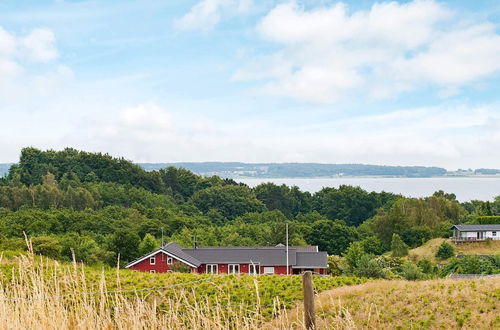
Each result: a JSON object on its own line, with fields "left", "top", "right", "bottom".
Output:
{"left": 0, "top": 147, "right": 498, "bottom": 270}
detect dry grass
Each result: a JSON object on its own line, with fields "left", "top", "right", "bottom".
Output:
{"left": 409, "top": 238, "right": 500, "bottom": 262}
{"left": 267, "top": 278, "right": 500, "bottom": 329}
{"left": 455, "top": 240, "right": 500, "bottom": 255}
{"left": 0, "top": 252, "right": 291, "bottom": 329}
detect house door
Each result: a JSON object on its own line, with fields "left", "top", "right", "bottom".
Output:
{"left": 477, "top": 232, "right": 484, "bottom": 240}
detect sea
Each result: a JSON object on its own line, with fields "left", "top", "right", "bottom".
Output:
{"left": 236, "top": 177, "right": 500, "bottom": 202}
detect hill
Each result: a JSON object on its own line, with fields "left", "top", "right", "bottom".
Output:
{"left": 139, "top": 162, "right": 448, "bottom": 178}
{"left": 267, "top": 277, "right": 500, "bottom": 329}
{"left": 409, "top": 238, "right": 500, "bottom": 262}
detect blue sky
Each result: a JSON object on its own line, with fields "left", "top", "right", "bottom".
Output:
{"left": 1, "top": 0, "right": 500, "bottom": 169}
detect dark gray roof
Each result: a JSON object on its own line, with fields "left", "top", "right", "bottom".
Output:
{"left": 163, "top": 242, "right": 202, "bottom": 267}
{"left": 126, "top": 243, "right": 327, "bottom": 269}
{"left": 183, "top": 247, "right": 298, "bottom": 266}
{"left": 293, "top": 252, "right": 328, "bottom": 268}
{"left": 452, "top": 224, "right": 500, "bottom": 231}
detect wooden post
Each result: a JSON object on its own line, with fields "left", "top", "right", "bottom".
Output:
{"left": 303, "top": 271, "right": 315, "bottom": 329}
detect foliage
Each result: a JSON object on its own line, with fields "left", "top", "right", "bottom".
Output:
{"left": 190, "top": 185, "right": 266, "bottom": 220}
{"left": 169, "top": 261, "right": 192, "bottom": 273}
{"left": 391, "top": 234, "right": 409, "bottom": 257}
{"left": 435, "top": 241, "right": 455, "bottom": 259}
{"left": 440, "top": 255, "right": 500, "bottom": 276}
{"left": 312, "top": 185, "right": 397, "bottom": 226}
{"left": 307, "top": 220, "right": 358, "bottom": 255}
{"left": 139, "top": 234, "right": 158, "bottom": 255}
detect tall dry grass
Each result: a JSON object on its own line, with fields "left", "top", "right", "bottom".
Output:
{"left": 0, "top": 246, "right": 303, "bottom": 330}
{"left": 267, "top": 278, "right": 500, "bottom": 329}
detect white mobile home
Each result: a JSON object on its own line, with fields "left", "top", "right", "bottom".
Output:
{"left": 451, "top": 224, "right": 500, "bottom": 243}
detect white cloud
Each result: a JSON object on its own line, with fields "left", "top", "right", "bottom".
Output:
{"left": 0, "top": 26, "right": 71, "bottom": 106}
{"left": 175, "top": 0, "right": 252, "bottom": 31}
{"left": 235, "top": 0, "right": 500, "bottom": 103}
{"left": 20, "top": 28, "right": 59, "bottom": 62}
{"left": 57, "top": 101, "right": 500, "bottom": 170}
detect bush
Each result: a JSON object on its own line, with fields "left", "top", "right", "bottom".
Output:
{"left": 435, "top": 241, "right": 455, "bottom": 259}
{"left": 354, "top": 255, "right": 385, "bottom": 278}
{"left": 391, "top": 234, "right": 409, "bottom": 257}
{"left": 169, "top": 262, "right": 192, "bottom": 273}
{"left": 399, "top": 262, "right": 425, "bottom": 280}
{"left": 417, "top": 259, "right": 435, "bottom": 274}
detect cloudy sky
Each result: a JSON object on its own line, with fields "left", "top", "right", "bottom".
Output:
{"left": 1, "top": 0, "right": 500, "bottom": 169}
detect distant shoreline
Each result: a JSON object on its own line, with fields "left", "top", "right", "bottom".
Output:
{"left": 232, "top": 175, "right": 500, "bottom": 179}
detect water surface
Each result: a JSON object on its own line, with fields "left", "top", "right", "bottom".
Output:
{"left": 237, "top": 177, "right": 500, "bottom": 202}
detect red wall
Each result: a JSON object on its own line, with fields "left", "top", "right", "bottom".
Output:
{"left": 196, "top": 264, "right": 293, "bottom": 275}
{"left": 129, "top": 255, "right": 324, "bottom": 275}
{"left": 128, "top": 252, "right": 195, "bottom": 273}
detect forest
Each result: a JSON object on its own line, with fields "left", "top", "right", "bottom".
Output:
{"left": 0, "top": 147, "right": 499, "bottom": 278}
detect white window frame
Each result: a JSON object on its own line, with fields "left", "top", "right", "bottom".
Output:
{"left": 206, "top": 264, "right": 218, "bottom": 274}
{"left": 149, "top": 270, "right": 156, "bottom": 273}
{"left": 149, "top": 256, "right": 156, "bottom": 265}
{"left": 493, "top": 231, "right": 497, "bottom": 236}
{"left": 228, "top": 264, "right": 240, "bottom": 275}
{"left": 167, "top": 257, "right": 173, "bottom": 265}
{"left": 263, "top": 267, "right": 275, "bottom": 275}
{"left": 249, "top": 263, "right": 260, "bottom": 275}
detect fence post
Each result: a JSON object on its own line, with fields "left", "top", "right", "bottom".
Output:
{"left": 303, "top": 271, "right": 315, "bottom": 329}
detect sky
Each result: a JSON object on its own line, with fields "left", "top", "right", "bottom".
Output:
{"left": 1, "top": 0, "right": 500, "bottom": 169}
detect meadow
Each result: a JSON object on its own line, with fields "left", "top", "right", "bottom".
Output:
{"left": 0, "top": 248, "right": 365, "bottom": 329}
{"left": 268, "top": 278, "right": 500, "bottom": 329}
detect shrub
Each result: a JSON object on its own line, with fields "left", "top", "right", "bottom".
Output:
{"left": 391, "top": 234, "right": 409, "bottom": 257}
{"left": 399, "top": 262, "right": 425, "bottom": 280}
{"left": 435, "top": 241, "right": 455, "bottom": 259}
{"left": 169, "top": 261, "right": 191, "bottom": 273}
{"left": 417, "top": 259, "right": 435, "bottom": 274}
{"left": 354, "top": 255, "right": 385, "bottom": 278}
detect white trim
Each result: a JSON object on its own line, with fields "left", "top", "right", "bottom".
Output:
{"left": 249, "top": 263, "right": 260, "bottom": 275}
{"left": 150, "top": 256, "right": 156, "bottom": 265}
{"left": 206, "top": 264, "right": 218, "bottom": 274}
{"left": 228, "top": 264, "right": 240, "bottom": 275}
{"left": 167, "top": 257, "right": 173, "bottom": 265}
{"left": 263, "top": 267, "right": 275, "bottom": 274}
{"left": 125, "top": 249, "right": 198, "bottom": 269}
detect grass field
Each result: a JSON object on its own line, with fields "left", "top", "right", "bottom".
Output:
{"left": 0, "top": 251, "right": 365, "bottom": 329}
{"left": 409, "top": 238, "right": 500, "bottom": 263}
{"left": 267, "top": 277, "right": 500, "bottom": 329}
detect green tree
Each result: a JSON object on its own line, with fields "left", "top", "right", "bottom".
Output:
{"left": 306, "top": 220, "right": 358, "bottom": 255}
{"left": 109, "top": 229, "right": 141, "bottom": 262}
{"left": 391, "top": 233, "right": 409, "bottom": 257}
{"left": 139, "top": 234, "right": 158, "bottom": 255}
{"left": 435, "top": 241, "right": 455, "bottom": 259}
{"left": 190, "top": 185, "right": 266, "bottom": 220}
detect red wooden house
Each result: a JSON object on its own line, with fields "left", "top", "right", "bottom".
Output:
{"left": 125, "top": 242, "right": 328, "bottom": 275}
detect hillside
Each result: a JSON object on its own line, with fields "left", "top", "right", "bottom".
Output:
{"left": 409, "top": 238, "right": 500, "bottom": 262}
{"left": 267, "top": 278, "right": 500, "bottom": 329}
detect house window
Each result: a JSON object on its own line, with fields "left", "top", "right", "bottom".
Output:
{"left": 149, "top": 270, "right": 156, "bottom": 273}
{"left": 493, "top": 231, "right": 497, "bottom": 236}
{"left": 149, "top": 256, "right": 156, "bottom": 265}
{"left": 167, "top": 257, "right": 173, "bottom": 265}
{"left": 249, "top": 264, "right": 260, "bottom": 275}
{"left": 206, "top": 264, "right": 218, "bottom": 274}
{"left": 263, "top": 267, "right": 275, "bottom": 275}
{"left": 228, "top": 264, "right": 240, "bottom": 275}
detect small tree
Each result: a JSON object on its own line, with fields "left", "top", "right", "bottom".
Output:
{"left": 435, "top": 241, "right": 455, "bottom": 259}
{"left": 391, "top": 233, "right": 409, "bottom": 257}
{"left": 343, "top": 241, "right": 365, "bottom": 270}
{"left": 139, "top": 234, "right": 158, "bottom": 255}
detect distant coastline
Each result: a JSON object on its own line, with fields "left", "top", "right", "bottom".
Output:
{"left": 1, "top": 162, "right": 500, "bottom": 179}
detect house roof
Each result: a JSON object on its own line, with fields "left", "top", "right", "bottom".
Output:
{"left": 125, "top": 243, "right": 327, "bottom": 269}
{"left": 451, "top": 224, "right": 500, "bottom": 231}
{"left": 293, "top": 252, "right": 328, "bottom": 269}
{"left": 184, "top": 247, "right": 297, "bottom": 266}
